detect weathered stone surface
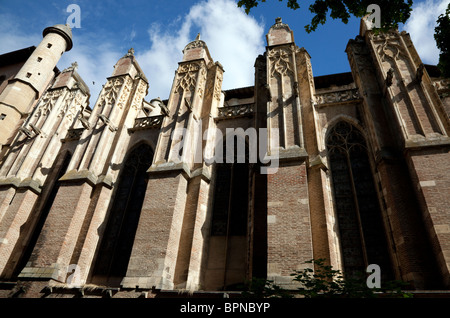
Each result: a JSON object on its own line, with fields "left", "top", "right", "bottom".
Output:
{"left": 0, "top": 18, "right": 448, "bottom": 298}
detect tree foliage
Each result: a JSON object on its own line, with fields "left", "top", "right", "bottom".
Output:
{"left": 242, "top": 259, "right": 412, "bottom": 298}
{"left": 291, "top": 259, "right": 411, "bottom": 298}
{"left": 237, "top": 0, "right": 413, "bottom": 33}
{"left": 434, "top": 3, "right": 450, "bottom": 78}
{"left": 241, "top": 277, "right": 294, "bottom": 298}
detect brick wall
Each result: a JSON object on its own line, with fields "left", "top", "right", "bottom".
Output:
{"left": 122, "top": 171, "right": 188, "bottom": 290}
{"left": 407, "top": 147, "right": 450, "bottom": 287}
{"left": 267, "top": 161, "right": 313, "bottom": 287}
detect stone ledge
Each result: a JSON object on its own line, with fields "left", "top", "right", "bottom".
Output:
{"left": 147, "top": 161, "right": 191, "bottom": 179}
{"left": 0, "top": 177, "right": 42, "bottom": 194}
{"left": 308, "top": 154, "right": 328, "bottom": 171}
{"left": 18, "top": 266, "right": 61, "bottom": 281}
{"left": 0, "top": 177, "right": 21, "bottom": 188}
{"left": 19, "top": 177, "right": 42, "bottom": 194}
{"left": 277, "top": 146, "right": 308, "bottom": 162}
{"left": 121, "top": 276, "right": 173, "bottom": 290}
{"left": 59, "top": 169, "right": 97, "bottom": 186}
{"left": 405, "top": 136, "right": 450, "bottom": 149}
{"left": 96, "top": 174, "right": 114, "bottom": 189}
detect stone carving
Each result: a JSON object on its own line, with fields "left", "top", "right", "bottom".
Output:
{"left": 35, "top": 89, "right": 63, "bottom": 117}
{"left": 213, "top": 72, "right": 223, "bottom": 101}
{"left": 184, "top": 40, "right": 206, "bottom": 51}
{"left": 183, "top": 34, "right": 207, "bottom": 53}
{"left": 217, "top": 103, "right": 254, "bottom": 119}
{"left": 98, "top": 114, "right": 118, "bottom": 132}
{"left": 60, "top": 89, "right": 83, "bottom": 121}
{"left": 315, "top": 88, "right": 360, "bottom": 106}
{"left": 371, "top": 31, "right": 401, "bottom": 42}
{"left": 124, "top": 48, "right": 134, "bottom": 58}
{"left": 416, "top": 63, "right": 424, "bottom": 83}
{"left": 29, "top": 123, "right": 44, "bottom": 137}
{"left": 116, "top": 76, "right": 133, "bottom": 109}
{"left": 19, "top": 126, "right": 35, "bottom": 138}
{"left": 64, "top": 62, "right": 78, "bottom": 72}
{"left": 433, "top": 78, "right": 450, "bottom": 92}
{"left": 347, "top": 41, "right": 374, "bottom": 74}
{"left": 78, "top": 115, "right": 91, "bottom": 130}
{"left": 304, "top": 55, "right": 315, "bottom": 87}
{"left": 376, "top": 39, "right": 408, "bottom": 63}
{"left": 197, "top": 68, "right": 207, "bottom": 99}
{"left": 63, "top": 128, "right": 84, "bottom": 141}
{"left": 131, "top": 79, "right": 147, "bottom": 111}
{"left": 176, "top": 62, "right": 201, "bottom": 92}
{"left": 132, "top": 115, "right": 164, "bottom": 130}
{"left": 268, "top": 46, "right": 294, "bottom": 77}
{"left": 271, "top": 17, "right": 290, "bottom": 32}
{"left": 385, "top": 68, "right": 394, "bottom": 87}
{"left": 59, "top": 90, "right": 75, "bottom": 117}
{"left": 99, "top": 77, "right": 125, "bottom": 108}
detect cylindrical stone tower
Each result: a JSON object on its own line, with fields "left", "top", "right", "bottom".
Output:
{"left": 0, "top": 24, "right": 73, "bottom": 148}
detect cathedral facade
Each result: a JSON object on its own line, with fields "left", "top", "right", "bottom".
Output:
{"left": 0, "top": 17, "right": 449, "bottom": 298}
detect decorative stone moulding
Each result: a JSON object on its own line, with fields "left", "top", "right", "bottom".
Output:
{"left": 62, "top": 128, "right": 84, "bottom": 142}
{"left": 315, "top": 88, "right": 361, "bottom": 107}
{"left": 130, "top": 115, "right": 165, "bottom": 131}
{"left": 216, "top": 103, "right": 254, "bottom": 120}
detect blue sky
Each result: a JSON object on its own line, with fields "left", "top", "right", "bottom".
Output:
{"left": 0, "top": 0, "right": 448, "bottom": 101}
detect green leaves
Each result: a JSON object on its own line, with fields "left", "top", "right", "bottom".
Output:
{"left": 241, "top": 259, "right": 412, "bottom": 298}
{"left": 291, "top": 258, "right": 350, "bottom": 298}
{"left": 291, "top": 259, "right": 412, "bottom": 298}
{"left": 241, "top": 277, "right": 294, "bottom": 298}
{"left": 434, "top": 3, "right": 450, "bottom": 78}
{"left": 237, "top": 0, "right": 413, "bottom": 33}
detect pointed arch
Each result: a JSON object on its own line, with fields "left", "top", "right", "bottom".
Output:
{"left": 205, "top": 134, "right": 251, "bottom": 290}
{"left": 12, "top": 150, "right": 73, "bottom": 277}
{"left": 326, "top": 120, "right": 393, "bottom": 280}
{"left": 91, "top": 143, "right": 153, "bottom": 286}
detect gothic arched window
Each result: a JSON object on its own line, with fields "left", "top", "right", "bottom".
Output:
{"left": 205, "top": 136, "right": 250, "bottom": 290}
{"left": 326, "top": 121, "right": 392, "bottom": 280}
{"left": 211, "top": 137, "right": 249, "bottom": 237}
{"left": 92, "top": 143, "right": 153, "bottom": 285}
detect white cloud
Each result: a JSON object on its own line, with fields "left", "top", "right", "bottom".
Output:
{"left": 0, "top": 14, "right": 41, "bottom": 53}
{"left": 137, "top": 0, "right": 265, "bottom": 99}
{"left": 58, "top": 39, "right": 122, "bottom": 105}
{"left": 0, "top": 0, "right": 265, "bottom": 103}
{"left": 402, "top": 0, "right": 449, "bottom": 65}
{"left": 135, "top": 22, "right": 191, "bottom": 100}
{"left": 0, "top": 12, "right": 122, "bottom": 104}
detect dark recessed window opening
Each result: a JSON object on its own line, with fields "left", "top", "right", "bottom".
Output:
{"left": 26, "top": 72, "right": 32, "bottom": 78}
{"left": 327, "top": 121, "right": 393, "bottom": 281}
{"left": 211, "top": 138, "right": 249, "bottom": 237}
{"left": 47, "top": 43, "right": 52, "bottom": 48}
{"left": 91, "top": 143, "right": 153, "bottom": 286}
{"left": 0, "top": 113, "right": 6, "bottom": 120}
{"left": 37, "top": 57, "right": 42, "bottom": 62}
